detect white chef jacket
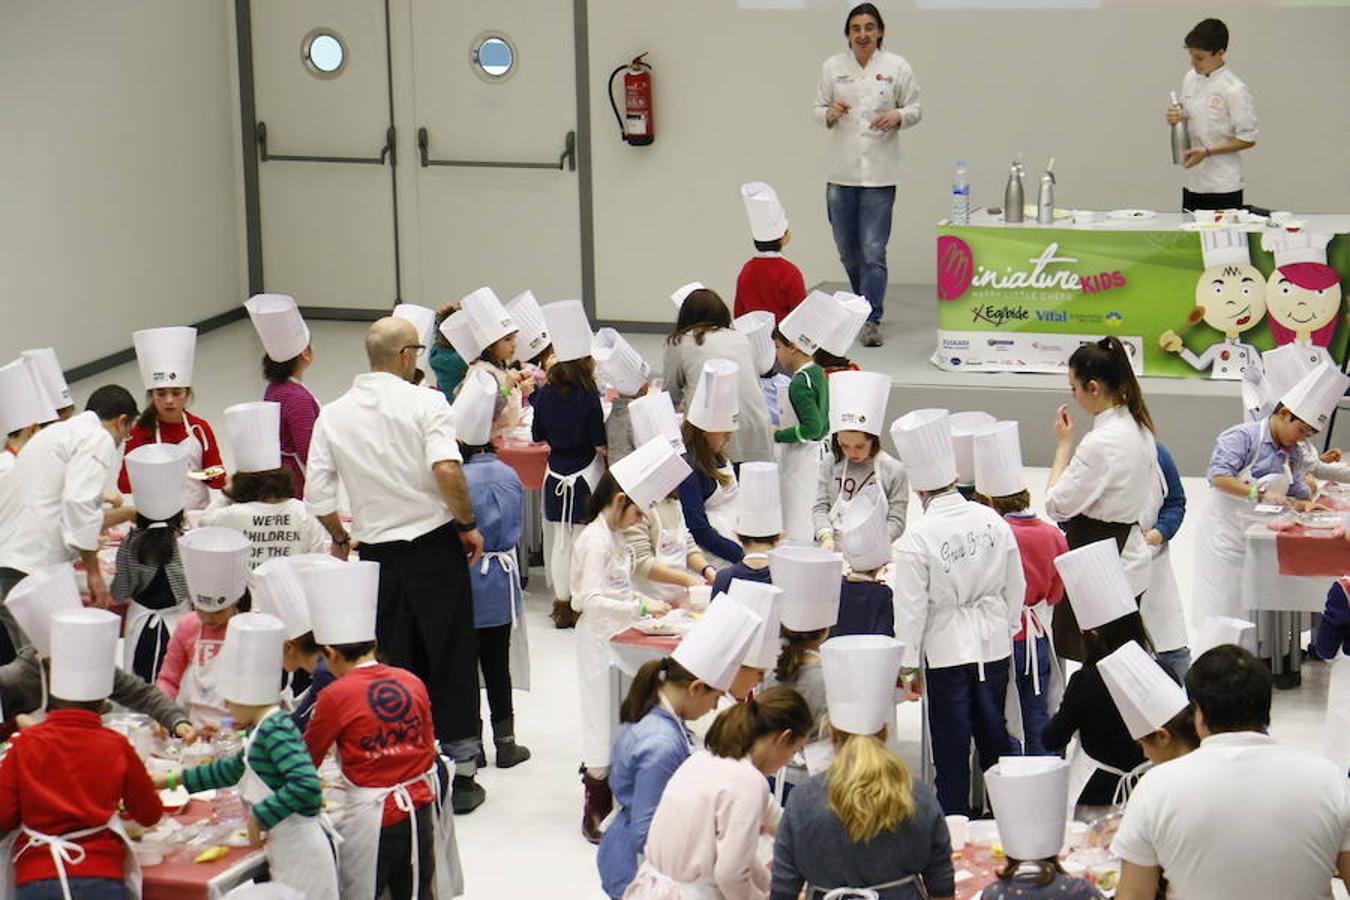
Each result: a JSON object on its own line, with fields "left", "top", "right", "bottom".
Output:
{"left": 888, "top": 491, "right": 1024, "bottom": 671}
{"left": 305, "top": 371, "right": 463, "bottom": 545}
{"left": 1113, "top": 732, "right": 1350, "bottom": 900}
{"left": 1179, "top": 66, "right": 1258, "bottom": 194}
{"left": 813, "top": 49, "right": 922, "bottom": 187}
{"left": 0, "top": 411, "right": 118, "bottom": 574}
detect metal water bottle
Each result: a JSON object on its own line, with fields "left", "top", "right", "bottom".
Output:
{"left": 1003, "top": 161, "right": 1024, "bottom": 224}
{"left": 1169, "top": 91, "right": 1190, "bottom": 165}
{"left": 1037, "top": 158, "right": 1056, "bottom": 225}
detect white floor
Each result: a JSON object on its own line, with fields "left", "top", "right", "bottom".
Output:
{"left": 69, "top": 319, "right": 1338, "bottom": 898}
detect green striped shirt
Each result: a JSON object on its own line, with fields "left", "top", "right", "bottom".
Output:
{"left": 182, "top": 712, "right": 323, "bottom": 831}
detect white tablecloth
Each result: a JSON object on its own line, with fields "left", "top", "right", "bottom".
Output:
{"left": 1242, "top": 525, "right": 1334, "bottom": 612}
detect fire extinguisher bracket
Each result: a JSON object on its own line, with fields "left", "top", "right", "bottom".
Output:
{"left": 607, "top": 53, "right": 654, "bottom": 146}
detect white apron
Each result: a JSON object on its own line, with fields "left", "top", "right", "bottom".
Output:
{"left": 632, "top": 507, "right": 695, "bottom": 607}
{"left": 1326, "top": 651, "right": 1350, "bottom": 773}
{"left": 239, "top": 708, "right": 340, "bottom": 899}
{"left": 546, "top": 453, "right": 606, "bottom": 596}
{"left": 810, "top": 875, "right": 926, "bottom": 899}
{"left": 700, "top": 464, "right": 742, "bottom": 568}
{"left": 778, "top": 399, "right": 825, "bottom": 545}
{"left": 1019, "top": 601, "right": 1066, "bottom": 716}
{"left": 330, "top": 758, "right": 463, "bottom": 899}
{"left": 1065, "top": 738, "right": 1150, "bottom": 817}
{"left": 155, "top": 420, "right": 210, "bottom": 511}
{"left": 181, "top": 631, "right": 229, "bottom": 724}
{"left": 478, "top": 550, "right": 531, "bottom": 691}
{"left": 1138, "top": 477, "right": 1189, "bottom": 654}
{"left": 625, "top": 860, "right": 722, "bottom": 899}
{"left": 0, "top": 813, "right": 142, "bottom": 900}
{"left": 578, "top": 533, "right": 635, "bottom": 768}
{"left": 122, "top": 601, "right": 187, "bottom": 685}
{"left": 1192, "top": 459, "right": 1289, "bottom": 623}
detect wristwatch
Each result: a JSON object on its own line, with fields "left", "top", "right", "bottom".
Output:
{"left": 454, "top": 519, "right": 479, "bottom": 534}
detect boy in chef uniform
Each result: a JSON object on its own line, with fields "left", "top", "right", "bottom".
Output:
{"left": 972, "top": 420, "right": 1067, "bottom": 755}
{"left": 832, "top": 488, "right": 895, "bottom": 638}
{"left": 158, "top": 613, "right": 338, "bottom": 899}
{"left": 888, "top": 409, "right": 1025, "bottom": 816}
{"left": 711, "top": 461, "right": 783, "bottom": 598}
{"left": 0, "top": 608, "right": 163, "bottom": 898}
{"left": 735, "top": 181, "right": 806, "bottom": 322}
{"left": 301, "top": 558, "right": 463, "bottom": 900}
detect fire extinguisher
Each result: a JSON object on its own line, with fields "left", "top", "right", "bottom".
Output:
{"left": 608, "top": 53, "right": 654, "bottom": 146}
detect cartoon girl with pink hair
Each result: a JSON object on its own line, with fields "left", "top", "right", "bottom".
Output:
{"left": 1260, "top": 228, "right": 1342, "bottom": 368}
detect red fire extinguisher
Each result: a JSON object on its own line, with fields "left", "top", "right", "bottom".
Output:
{"left": 608, "top": 53, "right": 654, "bottom": 146}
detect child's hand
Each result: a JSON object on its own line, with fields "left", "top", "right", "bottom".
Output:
{"left": 151, "top": 771, "right": 175, "bottom": 790}
{"left": 1144, "top": 528, "right": 1164, "bottom": 547}
{"left": 647, "top": 599, "right": 672, "bottom": 617}
{"left": 1322, "top": 448, "right": 1342, "bottom": 464}
{"left": 247, "top": 815, "right": 266, "bottom": 848}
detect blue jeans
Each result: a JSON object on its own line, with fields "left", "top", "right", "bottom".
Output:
{"left": 826, "top": 184, "right": 895, "bottom": 323}
{"left": 1156, "top": 647, "right": 1192, "bottom": 683}
{"left": 926, "top": 657, "right": 1014, "bottom": 816}
{"left": 18, "top": 879, "right": 127, "bottom": 899}
{"left": 1014, "top": 636, "right": 1053, "bottom": 756}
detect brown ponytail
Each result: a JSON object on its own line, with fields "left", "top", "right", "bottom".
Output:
{"left": 775, "top": 627, "right": 829, "bottom": 681}
{"left": 1068, "top": 336, "right": 1154, "bottom": 433}
{"left": 619, "top": 657, "right": 697, "bottom": 724}
{"left": 704, "top": 686, "right": 813, "bottom": 759}
{"left": 681, "top": 420, "right": 732, "bottom": 487}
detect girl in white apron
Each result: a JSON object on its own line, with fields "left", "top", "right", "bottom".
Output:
{"left": 626, "top": 491, "right": 717, "bottom": 606}
{"left": 771, "top": 332, "right": 830, "bottom": 545}
{"left": 678, "top": 359, "right": 745, "bottom": 568}
{"left": 117, "top": 396, "right": 226, "bottom": 512}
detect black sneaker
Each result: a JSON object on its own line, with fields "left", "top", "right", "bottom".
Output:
{"left": 860, "top": 322, "right": 884, "bottom": 347}
{"left": 495, "top": 740, "right": 532, "bottom": 769}
{"left": 452, "top": 775, "right": 486, "bottom": 814}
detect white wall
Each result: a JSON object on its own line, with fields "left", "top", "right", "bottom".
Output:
{"left": 587, "top": 1, "right": 1350, "bottom": 323}
{"left": 0, "top": 0, "right": 244, "bottom": 369}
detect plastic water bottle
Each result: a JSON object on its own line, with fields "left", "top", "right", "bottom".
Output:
{"left": 951, "top": 160, "right": 971, "bottom": 225}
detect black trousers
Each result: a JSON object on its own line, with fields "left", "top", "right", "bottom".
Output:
{"left": 1182, "top": 188, "right": 1244, "bottom": 211}
{"left": 359, "top": 522, "right": 480, "bottom": 747}
{"left": 476, "top": 623, "right": 513, "bottom": 725}
{"left": 376, "top": 802, "right": 435, "bottom": 900}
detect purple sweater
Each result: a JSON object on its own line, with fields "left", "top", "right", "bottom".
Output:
{"left": 263, "top": 380, "right": 320, "bottom": 497}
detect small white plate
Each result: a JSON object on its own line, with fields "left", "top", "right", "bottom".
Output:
{"left": 1108, "top": 209, "right": 1156, "bottom": 220}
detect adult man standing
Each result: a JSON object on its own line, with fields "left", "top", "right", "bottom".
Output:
{"left": 306, "top": 317, "right": 488, "bottom": 813}
{"left": 1112, "top": 645, "right": 1350, "bottom": 898}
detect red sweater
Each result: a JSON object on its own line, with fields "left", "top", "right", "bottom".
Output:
{"left": 303, "top": 663, "right": 435, "bottom": 825}
{"left": 0, "top": 710, "right": 162, "bottom": 885}
{"left": 117, "top": 412, "right": 227, "bottom": 492}
{"left": 734, "top": 255, "right": 806, "bottom": 322}
{"left": 1005, "top": 513, "right": 1068, "bottom": 641}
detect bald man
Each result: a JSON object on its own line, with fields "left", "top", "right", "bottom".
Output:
{"left": 306, "top": 316, "right": 489, "bottom": 813}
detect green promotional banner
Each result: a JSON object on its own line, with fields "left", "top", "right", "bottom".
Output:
{"left": 934, "top": 224, "right": 1350, "bottom": 378}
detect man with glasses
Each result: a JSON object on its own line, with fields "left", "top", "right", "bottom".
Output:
{"left": 306, "top": 316, "right": 490, "bottom": 813}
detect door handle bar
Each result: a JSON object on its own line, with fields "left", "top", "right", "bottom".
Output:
{"left": 417, "top": 127, "right": 575, "bottom": 172}
{"left": 256, "top": 122, "right": 396, "bottom": 165}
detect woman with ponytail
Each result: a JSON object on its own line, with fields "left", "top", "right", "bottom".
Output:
{"left": 771, "top": 636, "right": 954, "bottom": 899}
{"left": 627, "top": 687, "right": 812, "bottom": 899}
{"left": 1045, "top": 336, "right": 1165, "bottom": 661}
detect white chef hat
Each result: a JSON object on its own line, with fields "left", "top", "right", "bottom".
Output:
{"left": 1099, "top": 640, "right": 1189, "bottom": 740}
{"left": 0, "top": 358, "right": 56, "bottom": 433}
{"left": 829, "top": 370, "right": 890, "bottom": 437}
{"left": 628, "top": 390, "right": 684, "bottom": 453}
{"left": 438, "top": 311, "right": 480, "bottom": 362}
{"left": 302, "top": 559, "right": 380, "bottom": 645}
{"left": 835, "top": 488, "right": 891, "bottom": 572}
{"left": 244, "top": 294, "right": 310, "bottom": 362}
{"left": 670, "top": 599, "right": 762, "bottom": 692}
{"left": 458, "top": 287, "right": 518, "bottom": 359}
{"left": 1192, "top": 615, "right": 1257, "bottom": 657}
{"left": 1199, "top": 227, "right": 1254, "bottom": 269}
{"left": 540, "top": 300, "right": 593, "bottom": 363}
{"left": 179, "top": 527, "right": 253, "bottom": 612}
{"left": 250, "top": 557, "right": 312, "bottom": 641}
{"left": 125, "top": 443, "right": 190, "bottom": 522}
{"left": 670, "top": 281, "right": 705, "bottom": 309}
{"left": 889, "top": 409, "right": 957, "bottom": 492}
{"left": 821, "top": 634, "right": 903, "bottom": 735}
{"left": 593, "top": 328, "right": 651, "bottom": 396}
{"left": 741, "top": 181, "right": 789, "bottom": 243}
{"left": 733, "top": 311, "right": 777, "bottom": 377}
{"left": 973, "top": 421, "right": 1025, "bottom": 499}
{"left": 820, "top": 292, "right": 871, "bottom": 357}
{"left": 507, "top": 291, "right": 551, "bottom": 361}
{"left": 1261, "top": 227, "right": 1332, "bottom": 268}
{"left": 949, "top": 411, "right": 996, "bottom": 486}
{"left": 736, "top": 461, "right": 783, "bottom": 538}
{"left": 5, "top": 563, "right": 82, "bottom": 657}
{"left": 17, "top": 356, "right": 59, "bottom": 426}
{"left": 686, "top": 359, "right": 740, "bottom": 433}
{"left": 218, "top": 612, "right": 286, "bottom": 706}
{"left": 50, "top": 608, "right": 120, "bottom": 702}
{"left": 777, "top": 290, "right": 834, "bottom": 354}
{"left": 392, "top": 304, "right": 437, "bottom": 365}
{"left": 133, "top": 327, "right": 197, "bottom": 390}
{"left": 20, "top": 348, "right": 71, "bottom": 412}
{"left": 770, "top": 546, "right": 843, "bottom": 632}
{"left": 451, "top": 368, "right": 498, "bottom": 446}
{"left": 725, "top": 579, "right": 783, "bottom": 670}
{"left": 1054, "top": 539, "right": 1136, "bottom": 631}
{"left": 985, "top": 757, "right": 1072, "bottom": 861}
{"left": 224, "top": 401, "right": 282, "bottom": 473}
{"left": 1280, "top": 362, "right": 1349, "bottom": 431}
{"left": 1260, "top": 344, "right": 1318, "bottom": 402}
{"left": 610, "top": 435, "right": 693, "bottom": 510}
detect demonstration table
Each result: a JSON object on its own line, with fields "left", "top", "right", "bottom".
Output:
{"left": 142, "top": 798, "right": 265, "bottom": 900}
{"left": 1244, "top": 523, "right": 1346, "bottom": 681}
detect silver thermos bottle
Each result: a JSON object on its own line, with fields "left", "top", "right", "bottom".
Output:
{"left": 1169, "top": 91, "right": 1190, "bottom": 165}
{"left": 1003, "top": 161, "right": 1024, "bottom": 224}
{"left": 1037, "top": 158, "right": 1056, "bottom": 225}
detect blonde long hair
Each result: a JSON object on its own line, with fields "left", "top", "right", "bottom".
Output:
{"left": 826, "top": 727, "right": 915, "bottom": 842}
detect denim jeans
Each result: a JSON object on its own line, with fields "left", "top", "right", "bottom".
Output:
{"left": 1014, "top": 635, "right": 1053, "bottom": 755}
{"left": 17, "top": 879, "right": 127, "bottom": 899}
{"left": 926, "top": 657, "right": 1015, "bottom": 816}
{"left": 1156, "top": 646, "right": 1192, "bottom": 683}
{"left": 826, "top": 183, "right": 896, "bottom": 323}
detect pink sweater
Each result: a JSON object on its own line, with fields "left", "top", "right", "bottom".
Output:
{"left": 154, "top": 612, "right": 228, "bottom": 699}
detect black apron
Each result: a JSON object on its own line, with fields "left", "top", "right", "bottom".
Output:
{"left": 1057, "top": 515, "right": 1134, "bottom": 662}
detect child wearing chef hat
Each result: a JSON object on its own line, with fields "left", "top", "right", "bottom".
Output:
{"left": 814, "top": 370, "right": 908, "bottom": 548}
{"left": 734, "top": 181, "right": 807, "bottom": 323}
{"left": 594, "top": 327, "right": 653, "bottom": 463}
{"left": 249, "top": 554, "right": 336, "bottom": 732}
{"left": 1099, "top": 640, "right": 1198, "bottom": 769}
{"left": 677, "top": 359, "right": 747, "bottom": 567}
{"left": 442, "top": 287, "right": 534, "bottom": 440}
{"left": 118, "top": 326, "right": 226, "bottom": 510}
{"left": 710, "top": 461, "right": 782, "bottom": 599}
{"left": 429, "top": 299, "right": 469, "bottom": 399}
{"left": 762, "top": 546, "right": 843, "bottom": 741}
{"left": 772, "top": 295, "right": 833, "bottom": 543}
{"left": 245, "top": 294, "right": 320, "bottom": 496}
{"left": 831, "top": 487, "right": 896, "bottom": 638}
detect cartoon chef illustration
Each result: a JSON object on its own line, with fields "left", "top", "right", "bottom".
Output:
{"left": 1261, "top": 227, "right": 1342, "bottom": 368}
{"left": 1159, "top": 226, "right": 1265, "bottom": 379}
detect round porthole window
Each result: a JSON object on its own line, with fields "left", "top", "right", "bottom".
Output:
{"left": 302, "top": 29, "right": 347, "bottom": 78}
{"left": 472, "top": 34, "right": 516, "bottom": 81}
